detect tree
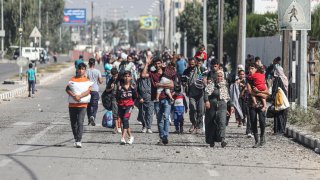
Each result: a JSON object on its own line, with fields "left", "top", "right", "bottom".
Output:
{"left": 3, "top": 0, "right": 64, "bottom": 53}
{"left": 224, "top": 13, "right": 278, "bottom": 62}
{"left": 178, "top": 2, "right": 202, "bottom": 51}
{"left": 310, "top": 6, "right": 320, "bottom": 40}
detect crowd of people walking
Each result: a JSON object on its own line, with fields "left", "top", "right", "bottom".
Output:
{"left": 65, "top": 45, "right": 289, "bottom": 149}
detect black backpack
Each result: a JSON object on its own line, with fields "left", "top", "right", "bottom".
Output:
{"left": 101, "top": 91, "right": 113, "bottom": 111}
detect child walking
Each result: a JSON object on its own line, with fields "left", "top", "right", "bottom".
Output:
{"left": 172, "top": 85, "right": 188, "bottom": 134}
{"left": 26, "top": 63, "right": 36, "bottom": 98}
{"left": 117, "top": 71, "right": 136, "bottom": 144}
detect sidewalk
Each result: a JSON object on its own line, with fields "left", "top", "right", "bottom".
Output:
{"left": 0, "top": 62, "right": 74, "bottom": 101}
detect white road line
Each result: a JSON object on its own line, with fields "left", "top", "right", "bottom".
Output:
{"left": 0, "top": 125, "right": 55, "bottom": 168}
{"left": 12, "top": 122, "right": 34, "bottom": 126}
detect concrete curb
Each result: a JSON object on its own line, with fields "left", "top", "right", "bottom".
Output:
{"left": 0, "top": 65, "right": 73, "bottom": 101}
{"left": 285, "top": 126, "right": 320, "bottom": 154}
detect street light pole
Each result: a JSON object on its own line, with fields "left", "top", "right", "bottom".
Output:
{"left": 38, "top": 0, "right": 41, "bottom": 47}
{"left": 19, "top": 0, "right": 22, "bottom": 56}
{"left": 218, "top": 0, "right": 224, "bottom": 64}
{"left": 91, "top": 1, "right": 94, "bottom": 53}
{"left": 1, "top": 0, "right": 4, "bottom": 55}
{"left": 203, "top": 0, "right": 207, "bottom": 50}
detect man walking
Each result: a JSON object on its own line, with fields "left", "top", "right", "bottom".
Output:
{"left": 183, "top": 58, "right": 205, "bottom": 134}
{"left": 86, "top": 58, "right": 103, "bottom": 126}
{"left": 141, "top": 55, "right": 174, "bottom": 145}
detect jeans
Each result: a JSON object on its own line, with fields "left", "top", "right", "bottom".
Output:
{"left": 154, "top": 99, "right": 171, "bottom": 139}
{"left": 138, "top": 101, "right": 154, "bottom": 129}
{"left": 69, "top": 107, "right": 86, "bottom": 142}
{"left": 249, "top": 107, "right": 266, "bottom": 136}
{"left": 28, "top": 80, "right": 35, "bottom": 94}
{"left": 189, "top": 96, "right": 204, "bottom": 129}
{"left": 87, "top": 91, "right": 100, "bottom": 120}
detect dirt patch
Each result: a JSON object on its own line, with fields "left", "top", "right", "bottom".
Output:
{"left": 288, "top": 106, "right": 320, "bottom": 139}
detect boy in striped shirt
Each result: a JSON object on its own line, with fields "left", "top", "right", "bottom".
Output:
{"left": 172, "top": 85, "right": 188, "bottom": 134}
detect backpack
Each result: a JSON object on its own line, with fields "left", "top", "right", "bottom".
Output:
{"left": 102, "top": 111, "right": 114, "bottom": 128}
{"left": 101, "top": 91, "right": 113, "bottom": 111}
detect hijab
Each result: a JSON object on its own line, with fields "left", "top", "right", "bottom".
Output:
{"left": 274, "top": 64, "right": 288, "bottom": 92}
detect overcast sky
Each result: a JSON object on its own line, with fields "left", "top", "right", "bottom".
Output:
{"left": 64, "top": 0, "right": 160, "bottom": 20}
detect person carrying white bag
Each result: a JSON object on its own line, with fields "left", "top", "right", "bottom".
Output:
{"left": 66, "top": 62, "right": 92, "bottom": 148}
{"left": 271, "top": 64, "right": 289, "bottom": 135}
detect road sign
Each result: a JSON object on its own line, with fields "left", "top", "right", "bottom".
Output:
{"left": 30, "top": 27, "right": 42, "bottom": 38}
{"left": 278, "top": 0, "right": 311, "bottom": 30}
{"left": 16, "top": 57, "right": 28, "bottom": 67}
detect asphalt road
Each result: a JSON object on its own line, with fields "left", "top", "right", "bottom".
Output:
{"left": 0, "top": 55, "right": 70, "bottom": 83}
{"left": 0, "top": 65, "right": 319, "bottom": 180}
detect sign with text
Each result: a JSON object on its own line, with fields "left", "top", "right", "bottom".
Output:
{"left": 63, "top": 9, "right": 86, "bottom": 25}
{"left": 139, "top": 16, "right": 158, "bottom": 30}
{"left": 254, "top": 0, "right": 320, "bottom": 14}
{"left": 278, "top": 0, "right": 311, "bottom": 30}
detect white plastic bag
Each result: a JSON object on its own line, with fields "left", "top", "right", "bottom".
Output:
{"left": 275, "top": 87, "right": 290, "bottom": 111}
{"left": 68, "top": 81, "right": 93, "bottom": 103}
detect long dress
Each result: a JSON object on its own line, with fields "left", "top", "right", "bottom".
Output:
{"left": 204, "top": 84, "right": 231, "bottom": 144}
{"left": 271, "top": 77, "right": 288, "bottom": 134}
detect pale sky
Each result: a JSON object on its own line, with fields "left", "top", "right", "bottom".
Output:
{"left": 64, "top": 0, "right": 160, "bottom": 20}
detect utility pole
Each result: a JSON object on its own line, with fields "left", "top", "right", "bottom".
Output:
{"left": 38, "top": 0, "right": 41, "bottom": 47}
{"left": 218, "top": 0, "right": 224, "bottom": 64}
{"left": 282, "top": 30, "right": 290, "bottom": 76}
{"left": 203, "top": 0, "right": 207, "bottom": 50}
{"left": 19, "top": 0, "right": 22, "bottom": 56}
{"left": 100, "top": 14, "right": 104, "bottom": 50}
{"left": 236, "top": 0, "right": 247, "bottom": 69}
{"left": 184, "top": 32, "right": 187, "bottom": 58}
{"left": 170, "top": 0, "right": 174, "bottom": 51}
{"left": 91, "top": 1, "right": 94, "bottom": 53}
{"left": 1, "top": 0, "right": 4, "bottom": 55}
{"left": 298, "top": 30, "right": 308, "bottom": 109}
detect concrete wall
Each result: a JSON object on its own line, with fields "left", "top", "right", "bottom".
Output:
{"left": 246, "top": 35, "right": 282, "bottom": 66}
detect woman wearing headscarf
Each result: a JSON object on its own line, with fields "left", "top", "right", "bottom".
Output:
{"left": 271, "top": 64, "right": 289, "bottom": 134}
{"left": 204, "top": 70, "right": 234, "bottom": 148}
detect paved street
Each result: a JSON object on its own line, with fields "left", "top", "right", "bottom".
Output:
{"left": 0, "top": 55, "right": 70, "bottom": 83}
{"left": 0, "top": 67, "right": 319, "bottom": 180}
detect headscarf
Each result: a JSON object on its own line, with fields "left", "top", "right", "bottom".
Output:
{"left": 216, "top": 70, "right": 230, "bottom": 102}
{"left": 204, "top": 70, "right": 230, "bottom": 102}
{"left": 274, "top": 64, "right": 288, "bottom": 92}
{"left": 237, "top": 64, "right": 244, "bottom": 71}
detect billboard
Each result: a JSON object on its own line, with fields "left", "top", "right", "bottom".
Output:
{"left": 254, "top": 0, "right": 320, "bottom": 14}
{"left": 254, "top": 0, "right": 278, "bottom": 14}
{"left": 63, "top": 9, "right": 86, "bottom": 25}
{"left": 139, "top": 16, "right": 158, "bottom": 30}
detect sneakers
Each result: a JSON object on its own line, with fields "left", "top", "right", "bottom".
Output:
{"left": 157, "top": 139, "right": 164, "bottom": 145}
{"left": 75, "top": 142, "right": 82, "bottom": 148}
{"left": 180, "top": 126, "right": 184, "bottom": 134}
{"left": 89, "top": 116, "right": 96, "bottom": 126}
{"left": 221, "top": 141, "right": 227, "bottom": 148}
{"left": 196, "top": 128, "right": 203, "bottom": 135}
{"left": 147, "top": 129, "right": 153, "bottom": 134}
{"left": 127, "top": 136, "right": 134, "bottom": 145}
{"left": 247, "top": 133, "right": 254, "bottom": 138}
{"left": 141, "top": 128, "right": 147, "bottom": 133}
{"left": 117, "top": 128, "right": 122, "bottom": 133}
{"left": 162, "top": 136, "right": 168, "bottom": 145}
{"left": 120, "top": 138, "right": 126, "bottom": 145}
{"left": 189, "top": 125, "right": 195, "bottom": 133}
